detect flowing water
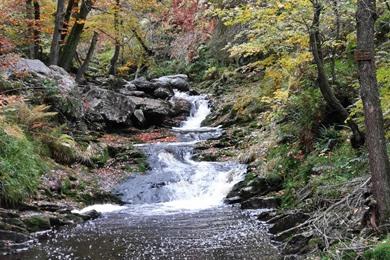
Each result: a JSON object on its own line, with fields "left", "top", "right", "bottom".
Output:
{"left": 7, "top": 92, "right": 279, "bottom": 260}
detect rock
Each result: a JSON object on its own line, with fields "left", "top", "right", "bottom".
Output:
{"left": 10, "top": 58, "right": 76, "bottom": 93}
{"left": 22, "top": 215, "right": 52, "bottom": 232}
{"left": 171, "top": 98, "right": 192, "bottom": 116}
{"left": 118, "top": 83, "right": 140, "bottom": 96}
{"left": 132, "top": 77, "right": 158, "bottom": 93}
{"left": 154, "top": 87, "right": 174, "bottom": 99}
{"left": 240, "top": 196, "right": 281, "bottom": 209}
{"left": 107, "top": 76, "right": 128, "bottom": 89}
{"left": 226, "top": 180, "right": 246, "bottom": 200}
{"left": 13, "top": 58, "right": 51, "bottom": 76}
{"left": 120, "top": 90, "right": 146, "bottom": 97}
{"left": 237, "top": 175, "right": 283, "bottom": 201}
{"left": 48, "top": 65, "right": 76, "bottom": 93}
{"left": 0, "top": 230, "right": 30, "bottom": 243}
{"left": 83, "top": 86, "right": 136, "bottom": 127}
{"left": 0, "top": 208, "right": 19, "bottom": 219}
{"left": 257, "top": 210, "right": 277, "bottom": 221}
{"left": 129, "top": 96, "right": 173, "bottom": 123}
{"left": 224, "top": 196, "right": 242, "bottom": 204}
{"left": 268, "top": 212, "right": 310, "bottom": 234}
{"left": 282, "top": 232, "right": 313, "bottom": 255}
{"left": 79, "top": 210, "right": 101, "bottom": 221}
{"left": 153, "top": 74, "right": 189, "bottom": 91}
{"left": 133, "top": 109, "right": 146, "bottom": 125}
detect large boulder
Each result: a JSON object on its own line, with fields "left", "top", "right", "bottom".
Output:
{"left": 10, "top": 58, "right": 76, "bottom": 94}
{"left": 152, "top": 74, "right": 190, "bottom": 91}
{"left": 131, "top": 77, "right": 158, "bottom": 94}
{"left": 83, "top": 86, "right": 136, "bottom": 128}
{"left": 129, "top": 96, "right": 173, "bottom": 122}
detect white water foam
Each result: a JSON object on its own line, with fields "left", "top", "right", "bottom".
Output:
{"left": 84, "top": 91, "right": 245, "bottom": 215}
{"left": 72, "top": 204, "right": 127, "bottom": 214}
{"left": 172, "top": 91, "right": 211, "bottom": 130}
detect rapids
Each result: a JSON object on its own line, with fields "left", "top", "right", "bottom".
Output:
{"left": 7, "top": 92, "right": 279, "bottom": 259}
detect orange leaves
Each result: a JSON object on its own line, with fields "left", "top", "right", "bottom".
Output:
{"left": 134, "top": 131, "right": 177, "bottom": 143}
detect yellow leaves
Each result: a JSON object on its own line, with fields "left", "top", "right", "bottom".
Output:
{"left": 76, "top": 19, "right": 87, "bottom": 25}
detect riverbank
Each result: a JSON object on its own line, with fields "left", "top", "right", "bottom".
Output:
{"left": 194, "top": 75, "right": 384, "bottom": 259}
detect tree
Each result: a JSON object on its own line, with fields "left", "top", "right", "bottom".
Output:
{"left": 356, "top": 0, "right": 390, "bottom": 224}
{"left": 309, "top": 0, "right": 364, "bottom": 148}
{"left": 76, "top": 31, "right": 99, "bottom": 82}
{"left": 49, "top": 0, "right": 65, "bottom": 65}
{"left": 59, "top": 0, "right": 93, "bottom": 70}
{"left": 109, "top": 0, "right": 121, "bottom": 75}
{"left": 26, "top": 0, "right": 41, "bottom": 59}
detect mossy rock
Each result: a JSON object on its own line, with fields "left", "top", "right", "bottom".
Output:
{"left": 23, "top": 215, "right": 51, "bottom": 232}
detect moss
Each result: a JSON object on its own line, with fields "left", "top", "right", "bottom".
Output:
{"left": 23, "top": 215, "right": 51, "bottom": 232}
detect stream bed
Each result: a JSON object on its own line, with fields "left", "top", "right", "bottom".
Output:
{"left": 7, "top": 92, "right": 279, "bottom": 259}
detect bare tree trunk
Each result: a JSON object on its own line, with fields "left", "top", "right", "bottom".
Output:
{"left": 356, "top": 0, "right": 390, "bottom": 224}
{"left": 330, "top": 0, "right": 341, "bottom": 85}
{"left": 49, "top": 0, "right": 65, "bottom": 65}
{"left": 59, "top": 0, "right": 92, "bottom": 71}
{"left": 61, "top": 0, "right": 77, "bottom": 45}
{"left": 309, "top": 0, "right": 364, "bottom": 148}
{"left": 26, "top": 0, "right": 35, "bottom": 58}
{"left": 33, "top": 0, "right": 41, "bottom": 59}
{"left": 76, "top": 32, "right": 98, "bottom": 82}
{"left": 109, "top": 0, "right": 121, "bottom": 75}
{"left": 131, "top": 29, "right": 154, "bottom": 56}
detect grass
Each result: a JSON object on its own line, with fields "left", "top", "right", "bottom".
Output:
{"left": 364, "top": 237, "right": 390, "bottom": 260}
{"left": 0, "top": 129, "right": 46, "bottom": 206}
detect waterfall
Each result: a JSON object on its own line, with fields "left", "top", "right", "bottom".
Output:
{"left": 77, "top": 91, "right": 246, "bottom": 214}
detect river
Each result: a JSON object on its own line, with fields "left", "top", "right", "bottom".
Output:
{"left": 7, "top": 92, "right": 279, "bottom": 259}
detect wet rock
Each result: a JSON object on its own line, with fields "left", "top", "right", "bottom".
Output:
{"left": 171, "top": 98, "right": 192, "bottom": 116}
{"left": 0, "top": 230, "right": 30, "bottom": 243}
{"left": 240, "top": 196, "right": 281, "bottom": 209}
{"left": 225, "top": 196, "right": 242, "bottom": 204}
{"left": 282, "top": 232, "right": 313, "bottom": 255}
{"left": 257, "top": 210, "right": 277, "bottom": 221}
{"left": 22, "top": 215, "right": 52, "bottom": 232}
{"left": 0, "top": 208, "right": 19, "bottom": 219}
{"left": 78, "top": 210, "right": 101, "bottom": 221}
{"left": 32, "top": 201, "right": 71, "bottom": 213}
{"left": 269, "top": 212, "right": 310, "bottom": 234}
{"left": 226, "top": 180, "right": 246, "bottom": 200}
{"left": 154, "top": 87, "right": 174, "bottom": 99}
{"left": 239, "top": 175, "right": 283, "bottom": 200}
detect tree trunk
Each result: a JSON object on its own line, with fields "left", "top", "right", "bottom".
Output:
{"left": 309, "top": 0, "right": 364, "bottom": 148}
{"left": 26, "top": 0, "right": 35, "bottom": 58}
{"left": 49, "top": 0, "right": 65, "bottom": 65}
{"left": 59, "top": 0, "right": 92, "bottom": 71}
{"left": 356, "top": 0, "right": 390, "bottom": 224}
{"left": 61, "top": 0, "right": 77, "bottom": 44}
{"left": 109, "top": 0, "right": 121, "bottom": 75}
{"left": 76, "top": 32, "right": 98, "bottom": 82}
{"left": 33, "top": 0, "right": 41, "bottom": 59}
{"left": 330, "top": 0, "right": 341, "bottom": 85}
{"left": 131, "top": 29, "right": 154, "bottom": 56}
